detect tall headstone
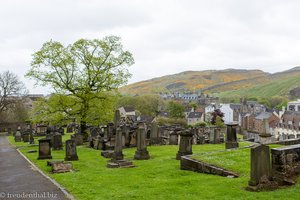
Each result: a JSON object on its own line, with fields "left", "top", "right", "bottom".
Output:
{"left": 112, "top": 127, "right": 124, "bottom": 160}
{"left": 38, "top": 139, "right": 52, "bottom": 159}
{"left": 248, "top": 144, "right": 271, "bottom": 186}
{"left": 52, "top": 133, "right": 63, "bottom": 150}
{"left": 176, "top": 130, "right": 193, "bottom": 160}
{"left": 150, "top": 122, "right": 160, "bottom": 145}
{"left": 134, "top": 123, "right": 150, "bottom": 160}
{"left": 114, "top": 110, "right": 121, "bottom": 128}
{"left": 65, "top": 140, "right": 78, "bottom": 161}
{"left": 225, "top": 122, "right": 239, "bottom": 149}
{"left": 14, "top": 131, "right": 22, "bottom": 142}
{"left": 29, "top": 132, "right": 35, "bottom": 144}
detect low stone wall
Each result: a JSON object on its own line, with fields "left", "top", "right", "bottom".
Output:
{"left": 180, "top": 156, "right": 239, "bottom": 177}
{"left": 276, "top": 138, "right": 300, "bottom": 146}
{"left": 271, "top": 144, "right": 300, "bottom": 185}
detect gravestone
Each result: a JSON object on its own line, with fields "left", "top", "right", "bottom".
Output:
{"left": 64, "top": 140, "right": 78, "bottom": 161}
{"left": 112, "top": 127, "right": 124, "bottom": 160}
{"left": 248, "top": 144, "right": 272, "bottom": 187}
{"left": 107, "top": 126, "right": 134, "bottom": 168}
{"left": 176, "top": 130, "right": 193, "bottom": 160}
{"left": 46, "top": 133, "right": 53, "bottom": 147}
{"left": 38, "top": 139, "right": 52, "bottom": 159}
{"left": 52, "top": 133, "right": 63, "bottom": 150}
{"left": 66, "top": 125, "right": 73, "bottom": 133}
{"left": 22, "top": 132, "right": 30, "bottom": 143}
{"left": 113, "top": 110, "right": 121, "bottom": 127}
{"left": 14, "top": 131, "right": 22, "bottom": 142}
{"left": 29, "top": 133, "right": 35, "bottom": 144}
{"left": 134, "top": 123, "right": 150, "bottom": 160}
{"left": 7, "top": 128, "right": 12, "bottom": 135}
{"left": 150, "top": 122, "right": 160, "bottom": 145}
{"left": 169, "top": 131, "right": 178, "bottom": 145}
{"left": 210, "top": 128, "right": 221, "bottom": 144}
{"left": 71, "top": 134, "right": 83, "bottom": 146}
{"left": 225, "top": 122, "right": 239, "bottom": 149}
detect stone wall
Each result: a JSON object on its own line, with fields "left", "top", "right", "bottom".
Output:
{"left": 180, "top": 156, "right": 238, "bottom": 177}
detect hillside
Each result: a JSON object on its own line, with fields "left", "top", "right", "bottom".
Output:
{"left": 217, "top": 71, "right": 300, "bottom": 99}
{"left": 120, "top": 69, "right": 269, "bottom": 94}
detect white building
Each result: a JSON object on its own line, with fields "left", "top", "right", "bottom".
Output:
{"left": 219, "top": 104, "right": 242, "bottom": 125}
{"left": 287, "top": 99, "right": 300, "bottom": 111}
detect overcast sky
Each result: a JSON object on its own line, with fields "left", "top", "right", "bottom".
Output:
{"left": 1, "top": 0, "right": 300, "bottom": 94}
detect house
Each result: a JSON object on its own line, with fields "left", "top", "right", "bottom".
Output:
{"left": 274, "top": 110, "right": 300, "bottom": 139}
{"left": 219, "top": 104, "right": 242, "bottom": 124}
{"left": 252, "top": 112, "right": 279, "bottom": 135}
{"left": 187, "top": 112, "right": 204, "bottom": 125}
{"left": 287, "top": 99, "right": 300, "bottom": 111}
{"left": 118, "top": 106, "right": 136, "bottom": 118}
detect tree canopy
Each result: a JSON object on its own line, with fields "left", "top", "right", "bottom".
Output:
{"left": 0, "top": 70, "right": 27, "bottom": 114}
{"left": 26, "top": 36, "right": 134, "bottom": 128}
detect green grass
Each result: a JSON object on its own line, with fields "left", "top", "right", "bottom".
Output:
{"left": 7, "top": 135, "right": 300, "bottom": 200}
{"left": 218, "top": 75, "right": 300, "bottom": 98}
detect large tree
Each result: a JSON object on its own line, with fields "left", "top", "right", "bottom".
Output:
{"left": 0, "top": 71, "right": 27, "bottom": 115}
{"left": 26, "top": 36, "right": 134, "bottom": 135}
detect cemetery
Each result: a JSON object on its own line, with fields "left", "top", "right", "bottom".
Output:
{"left": 5, "top": 120, "right": 300, "bottom": 200}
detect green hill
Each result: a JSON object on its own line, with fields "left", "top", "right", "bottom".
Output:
{"left": 217, "top": 72, "right": 300, "bottom": 99}
{"left": 120, "top": 67, "right": 300, "bottom": 99}
{"left": 120, "top": 69, "right": 268, "bottom": 94}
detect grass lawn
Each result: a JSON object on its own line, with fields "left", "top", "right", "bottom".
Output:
{"left": 7, "top": 134, "right": 300, "bottom": 200}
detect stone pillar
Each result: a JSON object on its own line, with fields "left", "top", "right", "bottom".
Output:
{"left": 112, "top": 127, "right": 124, "bottom": 161}
{"left": 52, "top": 133, "right": 63, "bottom": 150}
{"left": 14, "top": 131, "right": 22, "bottom": 142}
{"left": 176, "top": 130, "right": 193, "bottom": 160}
{"left": 65, "top": 139, "right": 78, "bottom": 161}
{"left": 248, "top": 144, "right": 271, "bottom": 186}
{"left": 134, "top": 123, "right": 150, "bottom": 160}
{"left": 225, "top": 122, "right": 239, "bottom": 149}
{"left": 38, "top": 139, "right": 52, "bottom": 159}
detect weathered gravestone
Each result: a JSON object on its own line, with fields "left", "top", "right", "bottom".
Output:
{"left": 271, "top": 144, "right": 300, "bottom": 186}
{"left": 176, "top": 130, "right": 193, "bottom": 160}
{"left": 14, "top": 131, "right": 22, "bottom": 142}
{"left": 169, "top": 131, "right": 179, "bottom": 145}
{"left": 38, "top": 139, "right": 52, "bottom": 159}
{"left": 64, "top": 140, "right": 78, "bottom": 161}
{"left": 29, "top": 133, "right": 35, "bottom": 144}
{"left": 71, "top": 134, "right": 83, "bottom": 146}
{"left": 7, "top": 128, "right": 12, "bottom": 135}
{"left": 47, "top": 161, "right": 73, "bottom": 173}
{"left": 209, "top": 128, "right": 221, "bottom": 144}
{"left": 112, "top": 127, "right": 124, "bottom": 160}
{"left": 150, "top": 122, "right": 160, "bottom": 145}
{"left": 22, "top": 132, "right": 30, "bottom": 143}
{"left": 225, "top": 122, "right": 239, "bottom": 149}
{"left": 107, "top": 126, "right": 134, "bottom": 168}
{"left": 52, "top": 133, "right": 63, "bottom": 150}
{"left": 134, "top": 123, "right": 150, "bottom": 160}
{"left": 248, "top": 144, "right": 276, "bottom": 190}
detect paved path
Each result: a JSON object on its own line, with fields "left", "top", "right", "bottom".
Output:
{"left": 0, "top": 135, "right": 68, "bottom": 200}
